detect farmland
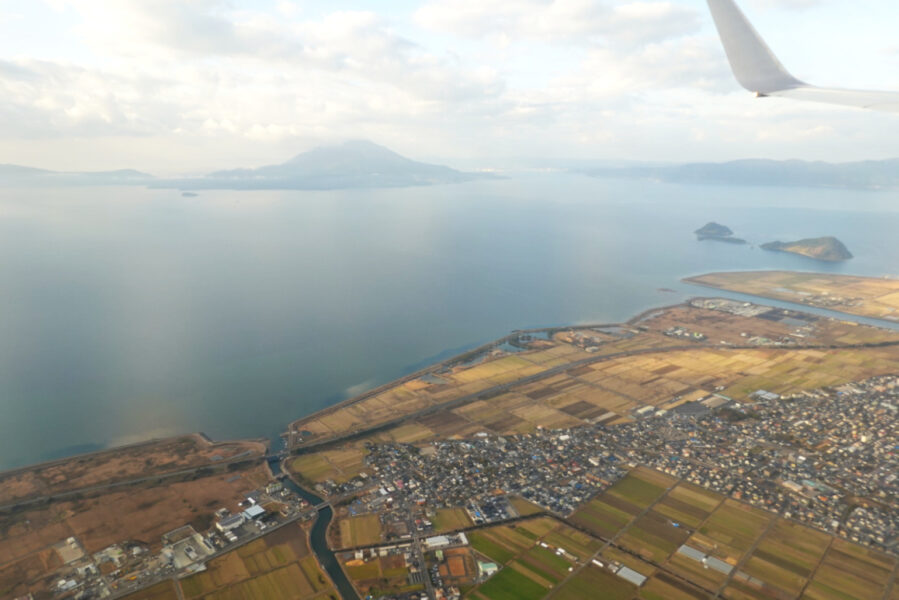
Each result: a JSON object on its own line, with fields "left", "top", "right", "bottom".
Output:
{"left": 289, "top": 448, "right": 367, "bottom": 485}
{"left": 432, "top": 507, "right": 475, "bottom": 533}
{"left": 552, "top": 564, "right": 637, "bottom": 600}
{"left": 339, "top": 550, "right": 420, "bottom": 598}
{"left": 176, "top": 522, "right": 337, "bottom": 600}
{"left": 332, "top": 513, "right": 383, "bottom": 548}
{"left": 121, "top": 581, "right": 179, "bottom": 600}
{"left": 287, "top": 299, "right": 899, "bottom": 490}
{"left": 566, "top": 466, "right": 899, "bottom": 600}
{"left": 466, "top": 518, "right": 585, "bottom": 600}
{"left": 324, "top": 463, "right": 899, "bottom": 600}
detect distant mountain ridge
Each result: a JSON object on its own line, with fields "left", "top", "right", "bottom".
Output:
{"left": 0, "top": 141, "right": 495, "bottom": 191}
{"left": 161, "top": 140, "right": 496, "bottom": 190}
{"left": 582, "top": 158, "right": 899, "bottom": 190}
{"left": 0, "top": 164, "right": 155, "bottom": 186}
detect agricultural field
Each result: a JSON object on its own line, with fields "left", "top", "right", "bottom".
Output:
{"left": 286, "top": 321, "right": 720, "bottom": 450}
{"left": 443, "top": 344, "right": 899, "bottom": 445}
{"left": 432, "top": 507, "right": 474, "bottom": 533}
{"left": 340, "top": 550, "right": 420, "bottom": 598}
{"left": 177, "top": 523, "right": 336, "bottom": 600}
{"left": 570, "top": 467, "right": 676, "bottom": 541}
{"left": 796, "top": 538, "right": 896, "bottom": 600}
{"left": 286, "top": 298, "right": 899, "bottom": 490}
{"left": 552, "top": 564, "right": 637, "bottom": 600}
{"left": 122, "top": 581, "right": 179, "bottom": 600}
{"left": 686, "top": 271, "right": 899, "bottom": 322}
{"left": 572, "top": 466, "right": 899, "bottom": 600}
{"left": 289, "top": 448, "right": 366, "bottom": 485}
{"left": 324, "top": 468, "right": 899, "bottom": 600}
{"left": 333, "top": 513, "right": 382, "bottom": 548}
{"left": 510, "top": 496, "right": 545, "bottom": 517}
{"left": 465, "top": 518, "right": 589, "bottom": 600}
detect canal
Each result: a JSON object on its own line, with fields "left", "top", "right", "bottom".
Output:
{"left": 268, "top": 457, "right": 360, "bottom": 600}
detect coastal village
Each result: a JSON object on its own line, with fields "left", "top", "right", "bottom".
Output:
{"left": 32, "top": 372, "right": 899, "bottom": 600}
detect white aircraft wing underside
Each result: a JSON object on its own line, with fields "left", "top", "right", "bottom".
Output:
{"left": 707, "top": 0, "right": 899, "bottom": 113}
{"left": 772, "top": 87, "right": 899, "bottom": 113}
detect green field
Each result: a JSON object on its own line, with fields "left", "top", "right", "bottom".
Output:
{"left": 569, "top": 496, "right": 636, "bottom": 538}
{"left": 619, "top": 510, "right": 691, "bottom": 564}
{"left": 470, "top": 531, "right": 518, "bottom": 565}
{"left": 801, "top": 538, "right": 897, "bottom": 600}
{"left": 541, "top": 525, "right": 602, "bottom": 560}
{"left": 475, "top": 566, "right": 549, "bottom": 600}
{"left": 553, "top": 565, "right": 636, "bottom": 600}
{"left": 464, "top": 519, "right": 586, "bottom": 599}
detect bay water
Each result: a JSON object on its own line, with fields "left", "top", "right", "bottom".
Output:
{"left": 1, "top": 173, "right": 897, "bottom": 470}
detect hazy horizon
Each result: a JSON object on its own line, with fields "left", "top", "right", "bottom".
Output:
{"left": 2, "top": 1, "right": 899, "bottom": 175}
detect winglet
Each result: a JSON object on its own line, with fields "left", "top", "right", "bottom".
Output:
{"left": 707, "top": 0, "right": 804, "bottom": 94}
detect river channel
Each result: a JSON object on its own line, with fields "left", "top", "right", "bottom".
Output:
{"left": 267, "top": 457, "right": 360, "bottom": 600}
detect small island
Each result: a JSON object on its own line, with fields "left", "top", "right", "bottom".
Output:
{"left": 181, "top": 191, "right": 199, "bottom": 198}
{"left": 694, "top": 222, "right": 747, "bottom": 244}
{"left": 760, "top": 236, "right": 853, "bottom": 262}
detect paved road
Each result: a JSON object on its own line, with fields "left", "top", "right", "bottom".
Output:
{"left": 409, "top": 522, "right": 437, "bottom": 600}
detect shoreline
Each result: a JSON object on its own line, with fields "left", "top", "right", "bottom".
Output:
{"left": 7, "top": 274, "right": 899, "bottom": 478}
{"left": 684, "top": 271, "right": 899, "bottom": 326}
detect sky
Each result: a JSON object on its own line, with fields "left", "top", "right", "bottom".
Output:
{"left": 1, "top": 0, "right": 898, "bottom": 174}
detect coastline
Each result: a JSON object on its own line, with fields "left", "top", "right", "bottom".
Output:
{"left": 683, "top": 271, "right": 899, "bottom": 326}
{"left": 9, "top": 281, "right": 899, "bottom": 479}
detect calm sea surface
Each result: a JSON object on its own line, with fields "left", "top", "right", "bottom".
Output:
{"left": 1, "top": 173, "right": 898, "bottom": 470}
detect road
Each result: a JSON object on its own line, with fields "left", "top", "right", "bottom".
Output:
{"left": 409, "top": 522, "right": 437, "bottom": 600}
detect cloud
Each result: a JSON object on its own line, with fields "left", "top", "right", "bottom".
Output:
{"left": 0, "top": 0, "right": 897, "bottom": 171}
{"left": 415, "top": 0, "right": 700, "bottom": 46}
{"left": 0, "top": 2, "right": 505, "bottom": 148}
{"left": 751, "top": 0, "right": 825, "bottom": 9}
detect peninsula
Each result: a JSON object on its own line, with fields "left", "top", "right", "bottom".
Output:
{"left": 760, "top": 235, "right": 852, "bottom": 262}
{"left": 685, "top": 270, "right": 899, "bottom": 321}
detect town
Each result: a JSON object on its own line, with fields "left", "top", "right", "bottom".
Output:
{"left": 324, "top": 374, "right": 899, "bottom": 557}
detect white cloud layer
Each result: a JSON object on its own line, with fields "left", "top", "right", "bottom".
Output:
{"left": 0, "top": 0, "right": 897, "bottom": 171}
{"left": 415, "top": 0, "right": 700, "bottom": 46}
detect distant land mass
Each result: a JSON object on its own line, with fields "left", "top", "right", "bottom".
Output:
{"left": 760, "top": 236, "right": 853, "bottom": 262}
{"left": 694, "top": 222, "right": 747, "bottom": 244}
{"left": 155, "top": 140, "right": 499, "bottom": 190}
{"left": 0, "top": 141, "right": 497, "bottom": 191}
{"left": 581, "top": 158, "right": 899, "bottom": 190}
{"left": 0, "top": 164, "right": 155, "bottom": 187}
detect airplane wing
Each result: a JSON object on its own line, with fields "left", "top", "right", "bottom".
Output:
{"left": 707, "top": 0, "right": 899, "bottom": 113}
